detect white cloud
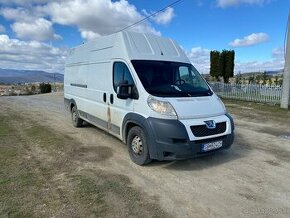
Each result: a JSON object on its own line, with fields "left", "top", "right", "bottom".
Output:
{"left": 143, "top": 7, "right": 175, "bottom": 25}
{"left": 0, "top": 0, "right": 50, "bottom": 5}
{"left": 11, "top": 18, "right": 61, "bottom": 41}
{"left": 0, "top": 7, "right": 44, "bottom": 22}
{"left": 187, "top": 47, "right": 211, "bottom": 73}
{"left": 0, "top": 7, "right": 60, "bottom": 41}
{"left": 272, "top": 47, "right": 284, "bottom": 59}
{"left": 1, "top": 0, "right": 161, "bottom": 41}
{"left": 229, "top": 33, "right": 269, "bottom": 47}
{"left": 185, "top": 46, "right": 284, "bottom": 74}
{"left": 235, "top": 59, "right": 284, "bottom": 73}
{"left": 1, "top": 7, "right": 32, "bottom": 22}
{"left": 0, "top": 34, "right": 67, "bottom": 72}
{"left": 226, "top": 47, "right": 284, "bottom": 73}
{"left": 0, "top": 25, "right": 6, "bottom": 33}
{"left": 0, "top": 0, "right": 168, "bottom": 71}
{"left": 43, "top": 0, "right": 160, "bottom": 40}
{"left": 80, "top": 30, "right": 101, "bottom": 41}
{"left": 216, "top": 0, "right": 270, "bottom": 8}
{"left": 0, "top": 0, "right": 165, "bottom": 71}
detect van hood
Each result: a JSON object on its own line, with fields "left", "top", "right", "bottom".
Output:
{"left": 167, "top": 95, "right": 226, "bottom": 119}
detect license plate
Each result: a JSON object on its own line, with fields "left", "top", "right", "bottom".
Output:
{"left": 201, "top": 140, "right": 223, "bottom": 152}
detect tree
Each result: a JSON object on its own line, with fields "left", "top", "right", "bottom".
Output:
{"left": 225, "top": 50, "right": 235, "bottom": 83}
{"left": 219, "top": 50, "right": 226, "bottom": 82}
{"left": 31, "top": 85, "right": 36, "bottom": 93}
{"left": 277, "top": 77, "right": 283, "bottom": 86}
{"left": 220, "top": 50, "right": 235, "bottom": 83}
{"left": 248, "top": 75, "right": 255, "bottom": 84}
{"left": 39, "top": 83, "right": 52, "bottom": 94}
{"left": 210, "top": 50, "right": 220, "bottom": 80}
{"left": 274, "top": 76, "right": 279, "bottom": 85}
{"left": 255, "top": 74, "right": 262, "bottom": 84}
{"left": 242, "top": 77, "right": 246, "bottom": 84}
{"left": 261, "top": 72, "right": 268, "bottom": 85}
{"left": 210, "top": 49, "right": 235, "bottom": 83}
{"left": 235, "top": 72, "right": 242, "bottom": 84}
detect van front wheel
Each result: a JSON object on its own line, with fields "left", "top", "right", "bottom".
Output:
{"left": 127, "top": 126, "right": 151, "bottom": 165}
{"left": 71, "top": 106, "right": 83, "bottom": 128}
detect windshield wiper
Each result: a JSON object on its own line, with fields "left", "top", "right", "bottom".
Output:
{"left": 170, "top": 85, "right": 182, "bottom": 92}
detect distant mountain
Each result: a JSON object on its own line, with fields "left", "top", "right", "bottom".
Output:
{"left": 265, "top": 69, "right": 284, "bottom": 75}
{"left": 0, "top": 69, "right": 64, "bottom": 84}
{"left": 235, "top": 69, "right": 284, "bottom": 77}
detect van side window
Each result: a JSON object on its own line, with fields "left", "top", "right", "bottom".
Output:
{"left": 179, "top": 66, "right": 193, "bottom": 84}
{"left": 113, "top": 62, "right": 134, "bottom": 91}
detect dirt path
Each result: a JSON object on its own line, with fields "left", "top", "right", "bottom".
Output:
{"left": 1, "top": 93, "right": 290, "bottom": 218}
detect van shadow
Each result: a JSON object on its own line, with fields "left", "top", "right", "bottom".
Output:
{"left": 81, "top": 122, "right": 252, "bottom": 171}
{"left": 147, "top": 132, "right": 252, "bottom": 171}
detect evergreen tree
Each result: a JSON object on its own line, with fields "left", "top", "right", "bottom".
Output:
{"left": 210, "top": 49, "right": 235, "bottom": 83}
{"left": 221, "top": 50, "right": 235, "bottom": 83}
{"left": 210, "top": 50, "right": 220, "bottom": 80}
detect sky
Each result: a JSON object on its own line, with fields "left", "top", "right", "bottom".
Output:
{"left": 0, "top": 0, "right": 289, "bottom": 74}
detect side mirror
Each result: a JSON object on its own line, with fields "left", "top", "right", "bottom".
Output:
{"left": 117, "top": 80, "right": 132, "bottom": 99}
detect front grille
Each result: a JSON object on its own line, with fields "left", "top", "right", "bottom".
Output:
{"left": 190, "top": 122, "right": 226, "bottom": 137}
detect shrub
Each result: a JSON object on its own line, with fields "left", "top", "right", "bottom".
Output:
{"left": 39, "top": 83, "right": 52, "bottom": 94}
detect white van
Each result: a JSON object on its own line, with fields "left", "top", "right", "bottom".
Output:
{"left": 64, "top": 31, "right": 234, "bottom": 165}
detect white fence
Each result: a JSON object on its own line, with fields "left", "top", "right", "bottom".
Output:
{"left": 209, "top": 82, "right": 282, "bottom": 104}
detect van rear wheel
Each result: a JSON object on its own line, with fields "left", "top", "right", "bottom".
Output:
{"left": 71, "top": 105, "right": 83, "bottom": 128}
{"left": 127, "top": 126, "right": 151, "bottom": 165}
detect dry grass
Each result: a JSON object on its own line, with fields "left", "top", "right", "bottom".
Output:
{"left": 0, "top": 110, "right": 169, "bottom": 218}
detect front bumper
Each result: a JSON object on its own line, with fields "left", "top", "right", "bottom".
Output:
{"left": 146, "top": 114, "right": 234, "bottom": 161}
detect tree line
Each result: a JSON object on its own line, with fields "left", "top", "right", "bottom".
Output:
{"left": 210, "top": 50, "right": 235, "bottom": 83}
{"left": 235, "top": 72, "right": 283, "bottom": 86}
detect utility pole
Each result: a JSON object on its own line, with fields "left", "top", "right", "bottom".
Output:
{"left": 281, "top": 12, "right": 290, "bottom": 109}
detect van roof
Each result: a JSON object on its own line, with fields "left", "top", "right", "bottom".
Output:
{"left": 67, "top": 31, "right": 190, "bottom": 64}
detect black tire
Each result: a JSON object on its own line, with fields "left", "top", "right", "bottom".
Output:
{"left": 71, "top": 105, "right": 83, "bottom": 128}
{"left": 127, "top": 126, "right": 151, "bottom": 165}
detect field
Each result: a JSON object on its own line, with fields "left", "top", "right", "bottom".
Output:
{"left": 0, "top": 93, "right": 290, "bottom": 217}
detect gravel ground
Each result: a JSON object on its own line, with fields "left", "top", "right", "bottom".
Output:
{"left": 1, "top": 92, "right": 290, "bottom": 218}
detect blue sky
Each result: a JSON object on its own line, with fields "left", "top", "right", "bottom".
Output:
{"left": 0, "top": 0, "right": 289, "bottom": 73}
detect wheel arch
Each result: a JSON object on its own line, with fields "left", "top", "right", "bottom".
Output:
{"left": 64, "top": 97, "right": 78, "bottom": 112}
{"left": 69, "top": 99, "right": 77, "bottom": 112}
{"left": 122, "top": 113, "right": 147, "bottom": 143}
{"left": 122, "top": 113, "right": 158, "bottom": 159}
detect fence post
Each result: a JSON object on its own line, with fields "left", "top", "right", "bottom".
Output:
{"left": 281, "top": 12, "right": 290, "bottom": 109}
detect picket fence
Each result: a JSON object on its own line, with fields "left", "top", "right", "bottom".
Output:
{"left": 209, "top": 82, "right": 283, "bottom": 104}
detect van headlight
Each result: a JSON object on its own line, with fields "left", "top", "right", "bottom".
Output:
{"left": 147, "top": 96, "right": 177, "bottom": 116}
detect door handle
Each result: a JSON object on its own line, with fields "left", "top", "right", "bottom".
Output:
{"left": 103, "top": 93, "right": 107, "bottom": 103}
{"left": 110, "top": 94, "right": 114, "bottom": 104}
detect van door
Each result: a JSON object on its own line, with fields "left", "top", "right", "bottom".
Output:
{"left": 82, "top": 62, "right": 110, "bottom": 132}
{"left": 108, "top": 61, "right": 136, "bottom": 137}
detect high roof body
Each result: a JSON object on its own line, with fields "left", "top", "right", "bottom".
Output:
{"left": 66, "top": 31, "right": 190, "bottom": 65}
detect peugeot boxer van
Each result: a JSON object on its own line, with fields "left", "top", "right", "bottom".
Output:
{"left": 64, "top": 31, "right": 234, "bottom": 165}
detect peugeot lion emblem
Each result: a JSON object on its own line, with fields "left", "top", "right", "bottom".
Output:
{"left": 204, "top": 120, "right": 216, "bottom": 129}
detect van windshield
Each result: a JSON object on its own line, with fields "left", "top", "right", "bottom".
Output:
{"left": 131, "top": 60, "right": 212, "bottom": 97}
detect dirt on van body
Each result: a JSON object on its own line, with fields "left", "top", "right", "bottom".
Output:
{"left": 0, "top": 93, "right": 290, "bottom": 218}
